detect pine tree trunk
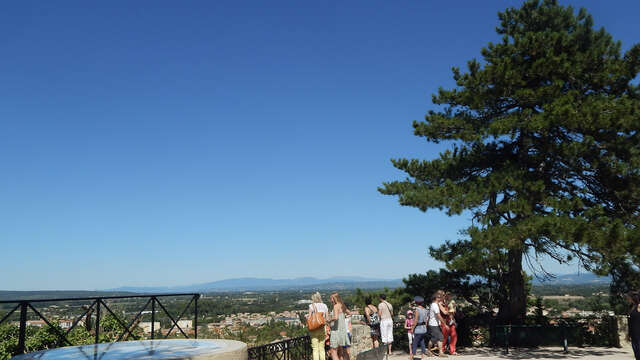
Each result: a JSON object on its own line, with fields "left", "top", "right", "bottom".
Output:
{"left": 508, "top": 249, "right": 526, "bottom": 324}
{"left": 497, "top": 249, "right": 526, "bottom": 324}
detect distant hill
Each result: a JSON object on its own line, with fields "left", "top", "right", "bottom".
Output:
{"left": 532, "top": 273, "right": 610, "bottom": 285}
{"left": 1, "top": 274, "right": 608, "bottom": 297}
{"left": 107, "top": 277, "right": 403, "bottom": 293}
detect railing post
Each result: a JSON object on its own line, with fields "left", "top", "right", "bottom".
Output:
{"left": 17, "top": 302, "right": 28, "bottom": 354}
{"left": 563, "top": 325, "right": 568, "bottom": 353}
{"left": 95, "top": 299, "right": 101, "bottom": 344}
{"left": 194, "top": 295, "right": 199, "bottom": 339}
{"left": 151, "top": 297, "right": 156, "bottom": 340}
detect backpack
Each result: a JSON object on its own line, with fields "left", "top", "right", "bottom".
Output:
{"left": 368, "top": 305, "right": 380, "bottom": 326}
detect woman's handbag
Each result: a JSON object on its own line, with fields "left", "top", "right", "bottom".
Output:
{"left": 307, "top": 304, "right": 325, "bottom": 331}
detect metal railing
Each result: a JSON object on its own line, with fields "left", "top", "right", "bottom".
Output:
{"left": 248, "top": 335, "right": 311, "bottom": 360}
{"left": 0, "top": 293, "right": 200, "bottom": 356}
{"left": 495, "top": 324, "right": 577, "bottom": 354}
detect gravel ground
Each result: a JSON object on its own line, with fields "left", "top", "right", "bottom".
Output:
{"left": 386, "top": 346, "right": 634, "bottom": 359}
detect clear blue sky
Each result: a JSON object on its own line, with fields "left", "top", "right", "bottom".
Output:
{"left": 1, "top": 1, "right": 637, "bottom": 290}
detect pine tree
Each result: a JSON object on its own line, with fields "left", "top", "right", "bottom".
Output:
{"left": 380, "top": 0, "right": 640, "bottom": 324}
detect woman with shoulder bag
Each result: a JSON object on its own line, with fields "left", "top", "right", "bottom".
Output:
{"left": 308, "top": 292, "right": 329, "bottom": 360}
{"left": 364, "top": 297, "right": 381, "bottom": 348}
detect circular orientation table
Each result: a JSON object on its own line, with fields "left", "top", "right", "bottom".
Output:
{"left": 11, "top": 339, "right": 247, "bottom": 360}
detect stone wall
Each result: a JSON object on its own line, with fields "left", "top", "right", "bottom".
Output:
{"left": 617, "top": 315, "right": 630, "bottom": 347}
{"left": 350, "top": 324, "right": 373, "bottom": 357}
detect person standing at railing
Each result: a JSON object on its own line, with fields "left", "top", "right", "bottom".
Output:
{"left": 438, "top": 290, "right": 457, "bottom": 354}
{"left": 428, "top": 292, "right": 448, "bottom": 357}
{"left": 344, "top": 313, "right": 352, "bottom": 360}
{"left": 629, "top": 292, "right": 640, "bottom": 360}
{"left": 444, "top": 292, "right": 458, "bottom": 356}
{"left": 404, "top": 309, "right": 415, "bottom": 359}
{"left": 410, "top": 296, "right": 432, "bottom": 360}
{"left": 308, "top": 292, "right": 329, "bottom": 360}
{"left": 378, "top": 294, "right": 394, "bottom": 355}
{"left": 364, "top": 297, "right": 381, "bottom": 348}
{"left": 437, "top": 290, "right": 450, "bottom": 356}
{"left": 328, "top": 292, "right": 351, "bottom": 360}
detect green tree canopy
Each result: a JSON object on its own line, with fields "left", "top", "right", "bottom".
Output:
{"left": 380, "top": 0, "right": 640, "bottom": 324}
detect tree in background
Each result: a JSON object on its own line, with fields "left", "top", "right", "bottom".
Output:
{"left": 97, "top": 313, "right": 143, "bottom": 342}
{"left": 609, "top": 261, "right": 640, "bottom": 314}
{"left": 380, "top": 0, "right": 640, "bottom": 324}
{"left": 403, "top": 270, "right": 482, "bottom": 308}
{"left": 347, "top": 288, "right": 411, "bottom": 316}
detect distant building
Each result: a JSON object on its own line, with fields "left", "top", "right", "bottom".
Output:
{"left": 542, "top": 295, "right": 585, "bottom": 301}
{"left": 562, "top": 308, "right": 582, "bottom": 318}
{"left": 59, "top": 319, "right": 74, "bottom": 329}
{"left": 248, "top": 319, "right": 268, "bottom": 327}
{"left": 275, "top": 317, "right": 301, "bottom": 326}
{"left": 177, "top": 320, "right": 193, "bottom": 329}
{"left": 138, "top": 322, "right": 161, "bottom": 334}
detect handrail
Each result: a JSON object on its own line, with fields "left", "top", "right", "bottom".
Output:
{"left": 0, "top": 293, "right": 199, "bottom": 304}
{"left": 248, "top": 335, "right": 311, "bottom": 360}
{"left": 0, "top": 293, "right": 200, "bottom": 356}
{"left": 495, "top": 324, "right": 575, "bottom": 354}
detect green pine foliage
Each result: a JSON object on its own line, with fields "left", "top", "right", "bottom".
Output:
{"left": 380, "top": 0, "right": 640, "bottom": 324}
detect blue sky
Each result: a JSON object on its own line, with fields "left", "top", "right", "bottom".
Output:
{"left": 1, "top": 1, "right": 638, "bottom": 290}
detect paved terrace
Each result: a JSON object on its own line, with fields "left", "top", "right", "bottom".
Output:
{"left": 386, "top": 346, "right": 635, "bottom": 359}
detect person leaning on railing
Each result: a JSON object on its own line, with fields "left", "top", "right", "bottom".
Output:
{"left": 308, "top": 292, "right": 330, "bottom": 360}
{"left": 328, "top": 292, "right": 351, "bottom": 360}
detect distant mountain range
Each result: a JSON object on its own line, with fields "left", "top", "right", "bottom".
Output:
{"left": 532, "top": 272, "right": 610, "bottom": 285}
{"left": 0, "top": 274, "right": 609, "bottom": 299}
{"left": 106, "top": 276, "right": 404, "bottom": 293}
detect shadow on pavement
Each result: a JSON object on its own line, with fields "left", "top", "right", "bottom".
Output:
{"left": 458, "top": 347, "right": 631, "bottom": 359}
{"left": 393, "top": 346, "right": 633, "bottom": 359}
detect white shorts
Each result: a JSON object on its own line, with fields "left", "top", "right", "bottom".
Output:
{"left": 380, "top": 319, "right": 394, "bottom": 344}
{"left": 407, "top": 332, "right": 414, "bottom": 344}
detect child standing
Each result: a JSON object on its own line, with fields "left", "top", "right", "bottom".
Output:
{"left": 404, "top": 310, "right": 415, "bottom": 359}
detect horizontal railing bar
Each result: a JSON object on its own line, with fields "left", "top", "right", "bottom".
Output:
{"left": 495, "top": 325, "right": 577, "bottom": 328}
{"left": 0, "top": 293, "right": 199, "bottom": 304}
